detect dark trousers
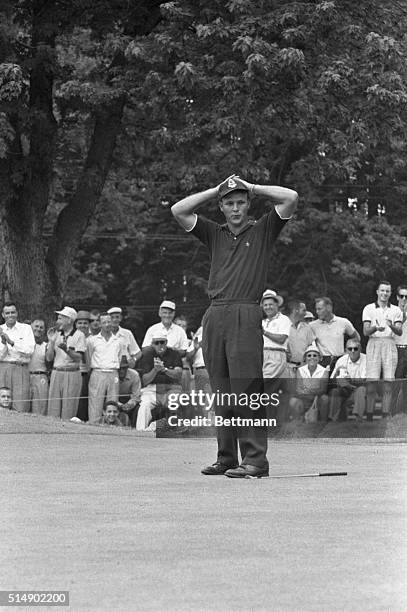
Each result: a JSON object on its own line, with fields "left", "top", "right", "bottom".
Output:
{"left": 202, "top": 302, "right": 268, "bottom": 469}
{"left": 392, "top": 346, "right": 407, "bottom": 413}
{"left": 76, "top": 372, "right": 89, "bottom": 421}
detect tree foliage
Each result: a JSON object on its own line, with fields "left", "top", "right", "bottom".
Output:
{"left": 84, "top": 0, "right": 407, "bottom": 330}
{"left": 1, "top": 0, "right": 407, "bottom": 333}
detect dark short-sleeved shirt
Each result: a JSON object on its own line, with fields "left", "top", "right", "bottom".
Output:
{"left": 189, "top": 210, "right": 287, "bottom": 300}
{"left": 137, "top": 346, "right": 182, "bottom": 386}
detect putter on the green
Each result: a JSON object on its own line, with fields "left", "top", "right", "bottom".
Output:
{"left": 245, "top": 471, "right": 348, "bottom": 479}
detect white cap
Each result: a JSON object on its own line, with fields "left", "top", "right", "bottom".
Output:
{"left": 261, "top": 289, "right": 283, "bottom": 307}
{"left": 304, "top": 311, "right": 315, "bottom": 320}
{"left": 55, "top": 306, "right": 78, "bottom": 321}
{"left": 152, "top": 330, "right": 168, "bottom": 341}
{"left": 159, "top": 300, "right": 176, "bottom": 311}
{"left": 304, "top": 342, "right": 321, "bottom": 358}
{"left": 107, "top": 307, "right": 122, "bottom": 315}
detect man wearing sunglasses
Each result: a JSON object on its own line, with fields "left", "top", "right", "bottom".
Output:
{"left": 329, "top": 341, "right": 367, "bottom": 422}
{"left": 362, "top": 280, "right": 403, "bottom": 420}
{"left": 391, "top": 285, "right": 407, "bottom": 414}
{"left": 136, "top": 331, "right": 182, "bottom": 431}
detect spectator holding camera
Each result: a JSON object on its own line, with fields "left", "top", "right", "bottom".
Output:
{"left": 136, "top": 331, "right": 182, "bottom": 431}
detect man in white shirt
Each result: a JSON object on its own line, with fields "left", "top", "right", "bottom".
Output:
{"left": 28, "top": 318, "right": 49, "bottom": 415}
{"left": 0, "top": 301, "right": 35, "bottom": 412}
{"left": 329, "top": 340, "right": 367, "bottom": 422}
{"left": 362, "top": 280, "right": 402, "bottom": 419}
{"left": 107, "top": 306, "right": 141, "bottom": 367}
{"left": 142, "top": 300, "right": 189, "bottom": 357}
{"left": 86, "top": 312, "right": 123, "bottom": 423}
{"left": 310, "top": 297, "right": 360, "bottom": 370}
{"left": 46, "top": 306, "right": 86, "bottom": 420}
{"left": 261, "top": 289, "right": 291, "bottom": 424}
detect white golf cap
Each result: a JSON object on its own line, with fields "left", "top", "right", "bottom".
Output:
{"left": 55, "top": 306, "right": 78, "bottom": 321}
{"left": 152, "top": 330, "right": 168, "bottom": 341}
{"left": 304, "top": 311, "right": 315, "bottom": 320}
{"left": 303, "top": 342, "right": 321, "bottom": 358}
{"left": 261, "top": 289, "right": 283, "bottom": 307}
{"left": 159, "top": 300, "right": 176, "bottom": 310}
{"left": 107, "top": 307, "right": 122, "bottom": 315}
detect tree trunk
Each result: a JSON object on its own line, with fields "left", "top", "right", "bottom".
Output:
{"left": 46, "top": 96, "right": 125, "bottom": 299}
{"left": 0, "top": 0, "right": 163, "bottom": 322}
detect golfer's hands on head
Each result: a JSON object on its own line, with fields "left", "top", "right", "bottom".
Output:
{"left": 232, "top": 176, "right": 254, "bottom": 191}
{"left": 216, "top": 174, "right": 238, "bottom": 194}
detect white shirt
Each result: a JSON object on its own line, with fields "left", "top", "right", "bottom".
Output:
{"left": 296, "top": 363, "right": 328, "bottom": 397}
{"left": 187, "top": 327, "right": 205, "bottom": 368}
{"left": 142, "top": 322, "right": 189, "bottom": 352}
{"left": 87, "top": 333, "right": 123, "bottom": 369}
{"left": 262, "top": 313, "right": 291, "bottom": 349}
{"left": 29, "top": 342, "right": 48, "bottom": 372}
{"left": 331, "top": 353, "right": 367, "bottom": 380}
{"left": 297, "top": 363, "right": 327, "bottom": 379}
{"left": 310, "top": 315, "right": 356, "bottom": 356}
{"left": 0, "top": 322, "right": 35, "bottom": 364}
{"left": 53, "top": 329, "right": 86, "bottom": 368}
{"left": 362, "top": 303, "right": 403, "bottom": 339}
{"left": 113, "top": 326, "right": 141, "bottom": 359}
{"left": 287, "top": 321, "right": 315, "bottom": 363}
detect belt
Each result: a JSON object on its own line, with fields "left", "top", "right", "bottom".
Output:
{"left": 3, "top": 361, "right": 26, "bottom": 366}
{"left": 92, "top": 368, "right": 118, "bottom": 372}
{"left": 30, "top": 371, "right": 47, "bottom": 375}
{"left": 397, "top": 345, "right": 407, "bottom": 348}
{"left": 264, "top": 347, "right": 286, "bottom": 352}
{"left": 183, "top": 367, "right": 190, "bottom": 371}
{"left": 53, "top": 367, "right": 79, "bottom": 372}
{"left": 194, "top": 366, "right": 206, "bottom": 370}
{"left": 211, "top": 299, "right": 257, "bottom": 305}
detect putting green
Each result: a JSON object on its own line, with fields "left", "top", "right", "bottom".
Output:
{"left": 1, "top": 418, "right": 406, "bottom": 610}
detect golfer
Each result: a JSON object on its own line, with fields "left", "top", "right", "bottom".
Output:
{"left": 171, "top": 175, "right": 298, "bottom": 478}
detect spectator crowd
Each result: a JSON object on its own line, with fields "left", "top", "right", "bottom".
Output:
{"left": 0, "top": 279, "right": 406, "bottom": 429}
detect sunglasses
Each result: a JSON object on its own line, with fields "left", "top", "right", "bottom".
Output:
{"left": 398, "top": 294, "right": 407, "bottom": 299}
{"left": 347, "top": 347, "right": 360, "bottom": 352}
{"left": 306, "top": 353, "right": 319, "bottom": 358}
{"left": 153, "top": 340, "right": 166, "bottom": 345}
